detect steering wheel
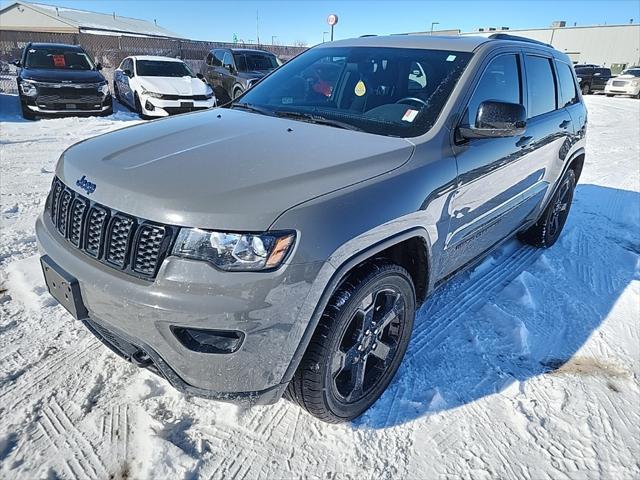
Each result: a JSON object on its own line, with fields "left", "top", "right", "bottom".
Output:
{"left": 395, "top": 97, "right": 428, "bottom": 107}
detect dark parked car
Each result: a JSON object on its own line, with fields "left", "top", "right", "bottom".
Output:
{"left": 200, "top": 48, "right": 279, "bottom": 103}
{"left": 37, "top": 34, "right": 586, "bottom": 423}
{"left": 574, "top": 65, "right": 611, "bottom": 94}
{"left": 14, "top": 43, "right": 112, "bottom": 120}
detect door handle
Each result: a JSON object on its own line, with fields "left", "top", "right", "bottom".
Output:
{"left": 559, "top": 120, "right": 571, "bottom": 129}
{"left": 516, "top": 136, "right": 533, "bottom": 148}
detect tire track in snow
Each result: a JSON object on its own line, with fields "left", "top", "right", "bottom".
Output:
{"left": 0, "top": 340, "right": 101, "bottom": 412}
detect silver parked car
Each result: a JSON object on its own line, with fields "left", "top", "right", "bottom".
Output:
{"left": 37, "top": 34, "right": 586, "bottom": 423}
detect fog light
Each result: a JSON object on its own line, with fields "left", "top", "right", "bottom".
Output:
{"left": 145, "top": 100, "right": 155, "bottom": 111}
{"left": 171, "top": 327, "right": 244, "bottom": 354}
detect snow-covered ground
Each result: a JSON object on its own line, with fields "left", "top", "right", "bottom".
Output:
{"left": 0, "top": 93, "right": 639, "bottom": 480}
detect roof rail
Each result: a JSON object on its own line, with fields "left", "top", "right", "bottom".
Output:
{"left": 359, "top": 34, "right": 377, "bottom": 37}
{"left": 488, "top": 33, "right": 552, "bottom": 48}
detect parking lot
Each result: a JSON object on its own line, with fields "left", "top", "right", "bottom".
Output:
{"left": 0, "top": 92, "right": 638, "bottom": 479}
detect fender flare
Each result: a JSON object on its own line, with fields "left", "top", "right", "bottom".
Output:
{"left": 280, "top": 226, "right": 433, "bottom": 385}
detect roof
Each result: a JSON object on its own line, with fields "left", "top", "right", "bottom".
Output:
{"left": 1, "top": 1, "right": 181, "bottom": 38}
{"left": 213, "top": 48, "right": 275, "bottom": 55}
{"left": 128, "top": 55, "right": 183, "bottom": 62}
{"left": 318, "top": 34, "right": 491, "bottom": 52}
{"left": 28, "top": 42, "right": 83, "bottom": 49}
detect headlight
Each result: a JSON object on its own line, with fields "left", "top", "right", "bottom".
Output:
{"left": 205, "top": 85, "right": 214, "bottom": 99}
{"left": 172, "top": 229, "right": 295, "bottom": 271}
{"left": 19, "top": 80, "right": 38, "bottom": 96}
{"left": 99, "top": 83, "right": 110, "bottom": 96}
{"left": 631, "top": 79, "right": 640, "bottom": 86}
{"left": 141, "top": 87, "right": 163, "bottom": 99}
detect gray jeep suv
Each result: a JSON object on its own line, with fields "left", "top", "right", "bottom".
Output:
{"left": 36, "top": 34, "right": 586, "bottom": 423}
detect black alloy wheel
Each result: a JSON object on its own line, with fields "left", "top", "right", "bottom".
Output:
{"left": 286, "top": 262, "right": 416, "bottom": 423}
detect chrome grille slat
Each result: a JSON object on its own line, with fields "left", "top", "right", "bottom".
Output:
{"left": 46, "top": 177, "right": 174, "bottom": 280}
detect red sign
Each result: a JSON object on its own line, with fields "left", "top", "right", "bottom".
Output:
{"left": 52, "top": 54, "right": 66, "bottom": 67}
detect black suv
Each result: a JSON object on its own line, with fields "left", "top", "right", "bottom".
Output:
{"left": 200, "top": 48, "right": 279, "bottom": 104}
{"left": 574, "top": 65, "right": 611, "bottom": 95}
{"left": 15, "top": 43, "right": 112, "bottom": 120}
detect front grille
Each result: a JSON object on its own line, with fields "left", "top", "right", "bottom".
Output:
{"left": 37, "top": 94, "right": 102, "bottom": 104}
{"left": 163, "top": 106, "right": 209, "bottom": 115}
{"left": 612, "top": 81, "right": 627, "bottom": 87}
{"left": 38, "top": 86, "right": 100, "bottom": 97}
{"left": 160, "top": 94, "right": 211, "bottom": 101}
{"left": 46, "top": 177, "right": 176, "bottom": 280}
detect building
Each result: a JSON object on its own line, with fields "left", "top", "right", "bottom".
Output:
{"left": 462, "top": 23, "right": 640, "bottom": 72}
{"left": 0, "top": 1, "right": 180, "bottom": 38}
{"left": 407, "top": 22, "right": 640, "bottom": 73}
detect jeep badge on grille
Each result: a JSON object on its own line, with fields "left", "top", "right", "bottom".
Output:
{"left": 76, "top": 175, "right": 96, "bottom": 195}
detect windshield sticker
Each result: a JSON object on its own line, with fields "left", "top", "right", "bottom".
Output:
{"left": 354, "top": 80, "right": 366, "bottom": 97}
{"left": 52, "top": 54, "right": 66, "bottom": 67}
{"left": 446, "top": 55, "right": 457, "bottom": 62}
{"left": 402, "top": 109, "right": 419, "bottom": 122}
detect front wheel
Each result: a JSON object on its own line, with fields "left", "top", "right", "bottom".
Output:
{"left": 606, "top": 93, "right": 614, "bottom": 97}
{"left": 285, "top": 262, "right": 416, "bottom": 423}
{"left": 20, "top": 101, "right": 36, "bottom": 120}
{"left": 518, "top": 169, "right": 576, "bottom": 248}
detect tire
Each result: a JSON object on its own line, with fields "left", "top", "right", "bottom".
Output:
{"left": 581, "top": 83, "right": 590, "bottom": 95}
{"left": 20, "top": 100, "right": 36, "bottom": 120}
{"left": 518, "top": 169, "right": 576, "bottom": 248}
{"left": 606, "top": 94, "right": 614, "bottom": 97}
{"left": 134, "top": 92, "right": 143, "bottom": 116}
{"left": 233, "top": 87, "right": 243, "bottom": 100}
{"left": 114, "top": 83, "right": 121, "bottom": 102}
{"left": 285, "top": 261, "right": 416, "bottom": 423}
{"left": 101, "top": 105, "right": 113, "bottom": 117}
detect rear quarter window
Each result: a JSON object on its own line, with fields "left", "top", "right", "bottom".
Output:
{"left": 556, "top": 61, "right": 579, "bottom": 107}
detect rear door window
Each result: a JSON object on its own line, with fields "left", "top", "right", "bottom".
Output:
{"left": 466, "top": 54, "right": 521, "bottom": 126}
{"left": 524, "top": 55, "right": 557, "bottom": 118}
{"left": 556, "top": 61, "right": 578, "bottom": 107}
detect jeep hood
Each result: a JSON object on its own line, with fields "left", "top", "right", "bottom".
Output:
{"left": 57, "top": 108, "right": 414, "bottom": 230}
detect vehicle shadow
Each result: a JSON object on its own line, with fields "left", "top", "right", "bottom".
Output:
{"left": 357, "top": 183, "right": 640, "bottom": 428}
{"left": 0, "top": 93, "right": 138, "bottom": 123}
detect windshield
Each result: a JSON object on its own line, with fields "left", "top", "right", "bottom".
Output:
{"left": 237, "top": 46, "right": 472, "bottom": 137}
{"left": 233, "top": 53, "right": 279, "bottom": 72}
{"left": 136, "top": 60, "right": 193, "bottom": 77}
{"left": 25, "top": 47, "right": 94, "bottom": 70}
{"left": 621, "top": 68, "right": 640, "bottom": 77}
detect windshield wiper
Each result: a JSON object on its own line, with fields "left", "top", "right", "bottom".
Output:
{"left": 231, "top": 102, "right": 273, "bottom": 116}
{"left": 275, "top": 110, "right": 364, "bottom": 132}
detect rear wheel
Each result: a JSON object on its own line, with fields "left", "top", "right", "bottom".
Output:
{"left": 581, "top": 83, "right": 590, "bottom": 95}
{"left": 518, "top": 169, "right": 576, "bottom": 248}
{"left": 285, "top": 262, "right": 416, "bottom": 423}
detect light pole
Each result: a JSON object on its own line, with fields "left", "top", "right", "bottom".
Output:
{"left": 322, "top": 31, "right": 329, "bottom": 43}
{"left": 272, "top": 35, "right": 278, "bottom": 45}
{"left": 430, "top": 22, "right": 439, "bottom": 35}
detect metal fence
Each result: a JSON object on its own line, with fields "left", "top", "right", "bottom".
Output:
{"left": 0, "top": 29, "right": 307, "bottom": 93}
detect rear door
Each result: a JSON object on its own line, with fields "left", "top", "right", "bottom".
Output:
{"left": 115, "top": 58, "right": 134, "bottom": 107}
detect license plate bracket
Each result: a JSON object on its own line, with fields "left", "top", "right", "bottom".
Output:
{"left": 65, "top": 103, "right": 77, "bottom": 109}
{"left": 40, "top": 255, "right": 88, "bottom": 320}
{"left": 180, "top": 102, "right": 194, "bottom": 109}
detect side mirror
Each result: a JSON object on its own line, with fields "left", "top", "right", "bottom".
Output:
{"left": 12, "top": 59, "right": 21, "bottom": 67}
{"left": 196, "top": 72, "right": 206, "bottom": 81}
{"left": 95, "top": 62, "right": 103, "bottom": 71}
{"left": 123, "top": 69, "right": 132, "bottom": 78}
{"left": 459, "top": 101, "right": 527, "bottom": 139}
{"left": 224, "top": 63, "right": 235, "bottom": 74}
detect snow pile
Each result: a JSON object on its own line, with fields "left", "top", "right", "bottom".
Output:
{"left": 0, "top": 94, "right": 639, "bottom": 479}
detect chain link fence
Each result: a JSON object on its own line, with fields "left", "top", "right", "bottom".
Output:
{"left": 0, "top": 30, "right": 307, "bottom": 93}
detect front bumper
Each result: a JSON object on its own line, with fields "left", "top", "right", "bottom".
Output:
{"left": 140, "top": 94, "right": 215, "bottom": 117}
{"left": 36, "top": 212, "right": 324, "bottom": 404}
{"left": 23, "top": 92, "right": 112, "bottom": 115}
{"left": 604, "top": 83, "right": 640, "bottom": 96}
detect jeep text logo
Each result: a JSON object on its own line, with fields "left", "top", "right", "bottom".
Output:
{"left": 76, "top": 175, "right": 96, "bottom": 195}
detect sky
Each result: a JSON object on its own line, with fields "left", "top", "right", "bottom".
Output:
{"left": 3, "top": 0, "right": 639, "bottom": 45}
